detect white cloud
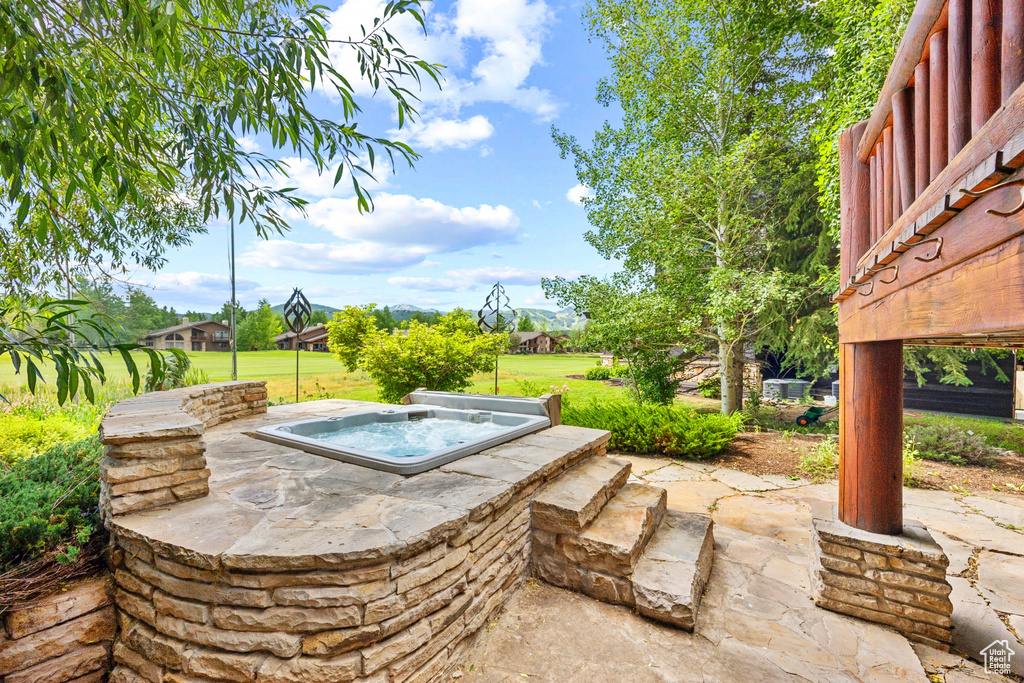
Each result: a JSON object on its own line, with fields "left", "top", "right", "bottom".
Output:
{"left": 237, "top": 136, "right": 261, "bottom": 153}
{"left": 524, "top": 289, "right": 555, "bottom": 306}
{"left": 391, "top": 115, "right": 494, "bottom": 152}
{"left": 266, "top": 155, "right": 391, "bottom": 201}
{"left": 387, "top": 276, "right": 476, "bottom": 292}
{"left": 305, "top": 193, "right": 520, "bottom": 251}
{"left": 325, "top": 0, "right": 560, "bottom": 121}
{"left": 567, "top": 183, "right": 595, "bottom": 205}
{"left": 135, "top": 271, "right": 261, "bottom": 309}
{"left": 238, "top": 192, "right": 522, "bottom": 275}
{"left": 531, "top": 199, "right": 543, "bottom": 210}
{"left": 238, "top": 241, "right": 433, "bottom": 274}
{"left": 443, "top": 266, "right": 578, "bottom": 286}
{"left": 420, "top": 260, "right": 442, "bottom": 267}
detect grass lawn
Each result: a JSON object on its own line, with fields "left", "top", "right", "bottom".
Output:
{"left": 1, "top": 351, "right": 692, "bottom": 406}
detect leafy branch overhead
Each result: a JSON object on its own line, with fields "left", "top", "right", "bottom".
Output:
{"left": 0, "top": 0, "right": 442, "bottom": 294}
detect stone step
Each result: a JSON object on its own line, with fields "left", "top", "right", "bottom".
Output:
{"left": 560, "top": 483, "right": 667, "bottom": 577}
{"left": 531, "top": 456, "right": 632, "bottom": 535}
{"left": 630, "top": 510, "right": 715, "bottom": 631}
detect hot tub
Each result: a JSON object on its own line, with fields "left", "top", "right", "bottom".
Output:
{"left": 251, "top": 392, "right": 553, "bottom": 474}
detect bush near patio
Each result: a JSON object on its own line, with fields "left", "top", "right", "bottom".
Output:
{"left": 563, "top": 400, "right": 741, "bottom": 459}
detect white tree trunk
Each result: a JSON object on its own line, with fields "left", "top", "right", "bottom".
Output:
{"left": 718, "top": 339, "right": 744, "bottom": 414}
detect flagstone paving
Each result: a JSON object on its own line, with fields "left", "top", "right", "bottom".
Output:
{"left": 456, "top": 456, "right": 1024, "bottom": 681}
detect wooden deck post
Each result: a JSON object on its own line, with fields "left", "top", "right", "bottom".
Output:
{"left": 839, "top": 341, "right": 904, "bottom": 535}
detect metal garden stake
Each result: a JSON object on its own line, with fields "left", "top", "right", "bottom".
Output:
{"left": 477, "top": 282, "right": 517, "bottom": 395}
{"left": 283, "top": 288, "right": 312, "bottom": 403}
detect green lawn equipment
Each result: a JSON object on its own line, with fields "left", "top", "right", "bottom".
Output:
{"left": 795, "top": 405, "right": 838, "bottom": 426}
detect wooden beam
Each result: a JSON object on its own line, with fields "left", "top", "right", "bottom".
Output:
{"left": 930, "top": 31, "right": 949, "bottom": 180}
{"left": 893, "top": 87, "right": 917, "bottom": 212}
{"left": 840, "top": 122, "right": 872, "bottom": 286}
{"left": 857, "top": 0, "right": 949, "bottom": 162}
{"left": 841, "top": 232, "right": 1024, "bottom": 342}
{"left": 950, "top": 0, "right": 973, "bottom": 158}
{"left": 915, "top": 62, "right": 931, "bottom": 196}
{"left": 839, "top": 341, "right": 904, "bottom": 536}
{"left": 973, "top": 0, "right": 1003, "bottom": 134}
{"left": 1003, "top": 0, "right": 1024, "bottom": 102}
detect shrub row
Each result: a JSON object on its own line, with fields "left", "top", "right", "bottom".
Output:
{"left": 584, "top": 365, "right": 631, "bottom": 381}
{"left": 562, "top": 400, "right": 740, "bottom": 459}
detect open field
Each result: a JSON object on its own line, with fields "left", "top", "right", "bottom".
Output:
{"left": 0, "top": 351, "right": 718, "bottom": 407}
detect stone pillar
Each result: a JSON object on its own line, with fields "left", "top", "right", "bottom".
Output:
{"left": 838, "top": 340, "right": 904, "bottom": 535}
{"left": 811, "top": 510, "right": 953, "bottom": 650}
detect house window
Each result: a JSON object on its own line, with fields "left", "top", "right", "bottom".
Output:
{"left": 164, "top": 333, "right": 185, "bottom": 349}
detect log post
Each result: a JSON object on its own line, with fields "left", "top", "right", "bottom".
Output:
{"left": 839, "top": 122, "right": 871, "bottom": 286}
{"left": 839, "top": 340, "right": 904, "bottom": 535}
{"left": 914, "top": 62, "right": 930, "bottom": 196}
{"left": 892, "top": 87, "right": 916, "bottom": 212}
{"left": 973, "top": 0, "right": 1003, "bottom": 134}
{"left": 883, "top": 127, "right": 894, "bottom": 230}
{"left": 1003, "top": 0, "right": 1024, "bottom": 102}
{"left": 930, "top": 31, "right": 949, "bottom": 179}
{"left": 949, "top": 0, "right": 972, "bottom": 159}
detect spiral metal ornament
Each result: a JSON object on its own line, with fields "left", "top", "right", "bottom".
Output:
{"left": 284, "top": 288, "right": 312, "bottom": 335}
{"left": 477, "top": 282, "right": 517, "bottom": 334}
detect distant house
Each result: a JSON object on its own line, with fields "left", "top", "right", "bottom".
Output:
{"left": 141, "top": 318, "right": 231, "bottom": 352}
{"left": 515, "top": 331, "right": 557, "bottom": 354}
{"left": 552, "top": 334, "right": 571, "bottom": 353}
{"left": 275, "top": 324, "right": 330, "bottom": 352}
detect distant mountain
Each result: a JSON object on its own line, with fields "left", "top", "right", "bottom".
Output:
{"left": 514, "top": 307, "right": 588, "bottom": 332}
{"left": 265, "top": 302, "right": 585, "bottom": 331}
{"left": 270, "top": 302, "right": 340, "bottom": 316}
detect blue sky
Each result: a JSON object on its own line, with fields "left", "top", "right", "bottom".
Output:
{"left": 138, "top": 0, "right": 619, "bottom": 313}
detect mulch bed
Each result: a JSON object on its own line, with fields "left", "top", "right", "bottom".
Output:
{"left": 0, "top": 536, "right": 106, "bottom": 612}
{"left": 703, "top": 431, "right": 1024, "bottom": 497}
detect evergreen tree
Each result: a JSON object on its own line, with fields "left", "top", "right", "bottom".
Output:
{"left": 517, "top": 314, "right": 537, "bottom": 332}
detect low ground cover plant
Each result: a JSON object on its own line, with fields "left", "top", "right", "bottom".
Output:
{"left": 904, "top": 415, "right": 1024, "bottom": 458}
{"left": 563, "top": 400, "right": 740, "bottom": 459}
{"left": 903, "top": 420, "right": 1002, "bottom": 465}
{"left": 799, "top": 436, "right": 920, "bottom": 486}
{"left": 0, "top": 394, "right": 108, "bottom": 466}
{"left": 0, "top": 437, "right": 103, "bottom": 572}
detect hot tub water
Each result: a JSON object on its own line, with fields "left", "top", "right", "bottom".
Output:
{"left": 311, "top": 417, "right": 512, "bottom": 457}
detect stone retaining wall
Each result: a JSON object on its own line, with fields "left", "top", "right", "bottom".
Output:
{"left": 107, "top": 441, "right": 607, "bottom": 683}
{"left": 810, "top": 512, "right": 954, "bottom": 651}
{"left": 99, "top": 382, "right": 268, "bottom": 518}
{"left": 0, "top": 574, "right": 117, "bottom": 683}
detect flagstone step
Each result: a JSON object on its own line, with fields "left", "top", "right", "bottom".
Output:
{"left": 630, "top": 509, "right": 715, "bottom": 631}
{"left": 531, "top": 456, "right": 632, "bottom": 535}
{"left": 560, "top": 483, "right": 667, "bottom": 577}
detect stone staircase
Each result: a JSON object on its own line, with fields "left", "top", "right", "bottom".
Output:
{"left": 531, "top": 456, "right": 715, "bottom": 630}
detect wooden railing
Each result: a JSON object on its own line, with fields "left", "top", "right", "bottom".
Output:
{"left": 836, "top": 0, "right": 1024, "bottom": 299}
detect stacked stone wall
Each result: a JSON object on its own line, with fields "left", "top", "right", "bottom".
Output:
{"left": 0, "top": 575, "right": 117, "bottom": 683}
{"left": 99, "top": 382, "right": 267, "bottom": 518}
{"left": 811, "top": 515, "right": 953, "bottom": 650}
{"left": 108, "top": 444, "right": 605, "bottom": 683}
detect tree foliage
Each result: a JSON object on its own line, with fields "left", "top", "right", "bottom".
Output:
{"left": 236, "top": 299, "right": 282, "bottom": 351}
{"left": 549, "top": 0, "right": 828, "bottom": 413}
{"left": 516, "top": 314, "right": 536, "bottom": 332}
{"left": 326, "top": 307, "right": 507, "bottom": 403}
{"left": 0, "top": 0, "right": 440, "bottom": 398}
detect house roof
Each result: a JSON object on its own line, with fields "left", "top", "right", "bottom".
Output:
{"left": 516, "top": 332, "right": 552, "bottom": 342}
{"left": 143, "top": 320, "right": 229, "bottom": 339}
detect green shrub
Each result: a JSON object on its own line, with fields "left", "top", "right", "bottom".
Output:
{"left": 904, "top": 421, "right": 1001, "bottom": 465}
{"left": 562, "top": 401, "right": 740, "bottom": 459}
{"left": 585, "top": 365, "right": 630, "bottom": 381}
{"left": 0, "top": 437, "right": 103, "bottom": 570}
{"left": 697, "top": 375, "right": 721, "bottom": 399}
{"left": 0, "top": 413, "right": 95, "bottom": 466}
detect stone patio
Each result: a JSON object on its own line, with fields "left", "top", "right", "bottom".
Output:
{"left": 456, "top": 454, "right": 1024, "bottom": 682}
